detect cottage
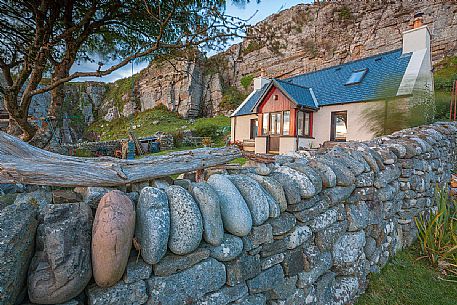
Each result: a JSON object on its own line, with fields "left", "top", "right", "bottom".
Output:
{"left": 231, "top": 20, "right": 434, "bottom": 154}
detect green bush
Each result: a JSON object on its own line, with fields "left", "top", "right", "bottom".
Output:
{"left": 220, "top": 86, "right": 248, "bottom": 110}
{"left": 242, "top": 41, "right": 263, "bottom": 55}
{"left": 240, "top": 74, "right": 254, "bottom": 90}
{"left": 415, "top": 186, "right": 457, "bottom": 277}
{"left": 74, "top": 148, "right": 93, "bottom": 157}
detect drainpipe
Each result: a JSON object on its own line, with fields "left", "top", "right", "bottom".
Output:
{"left": 295, "top": 108, "right": 300, "bottom": 152}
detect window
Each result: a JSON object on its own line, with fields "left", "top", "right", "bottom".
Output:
{"left": 345, "top": 68, "right": 368, "bottom": 85}
{"left": 270, "top": 112, "right": 282, "bottom": 135}
{"left": 283, "top": 111, "right": 290, "bottom": 135}
{"left": 262, "top": 113, "right": 269, "bottom": 135}
{"left": 297, "top": 111, "right": 313, "bottom": 137}
{"left": 273, "top": 94, "right": 279, "bottom": 100}
{"left": 250, "top": 119, "right": 258, "bottom": 139}
{"left": 331, "top": 111, "right": 347, "bottom": 141}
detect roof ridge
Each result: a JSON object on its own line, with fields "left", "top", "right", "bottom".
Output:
{"left": 274, "top": 78, "right": 311, "bottom": 89}
{"left": 285, "top": 48, "right": 408, "bottom": 82}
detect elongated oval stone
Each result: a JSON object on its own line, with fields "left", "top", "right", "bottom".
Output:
{"left": 228, "top": 175, "right": 270, "bottom": 225}
{"left": 207, "top": 174, "right": 252, "bottom": 237}
{"left": 274, "top": 166, "right": 316, "bottom": 198}
{"left": 135, "top": 187, "right": 170, "bottom": 264}
{"left": 92, "top": 190, "right": 135, "bottom": 288}
{"left": 246, "top": 173, "right": 286, "bottom": 212}
{"left": 165, "top": 185, "right": 203, "bottom": 255}
{"left": 190, "top": 182, "right": 224, "bottom": 246}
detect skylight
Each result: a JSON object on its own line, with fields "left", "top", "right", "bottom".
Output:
{"left": 345, "top": 68, "right": 368, "bottom": 85}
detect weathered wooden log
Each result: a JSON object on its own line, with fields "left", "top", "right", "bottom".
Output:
{"left": 0, "top": 131, "right": 242, "bottom": 187}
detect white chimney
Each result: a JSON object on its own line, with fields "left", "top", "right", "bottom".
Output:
{"left": 253, "top": 77, "right": 270, "bottom": 90}
{"left": 402, "top": 13, "right": 430, "bottom": 54}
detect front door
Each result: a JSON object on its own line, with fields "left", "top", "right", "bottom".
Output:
{"left": 330, "top": 111, "right": 348, "bottom": 141}
{"left": 268, "top": 112, "right": 281, "bottom": 153}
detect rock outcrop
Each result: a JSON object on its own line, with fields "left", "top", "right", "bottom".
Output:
{"left": 28, "top": 202, "right": 93, "bottom": 304}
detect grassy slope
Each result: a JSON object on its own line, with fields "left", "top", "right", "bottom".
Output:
{"left": 356, "top": 245, "right": 457, "bottom": 305}
{"left": 88, "top": 107, "right": 230, "bottom": 143}
{"left": 434, "top": 56, "right": 457, "bottom": 121}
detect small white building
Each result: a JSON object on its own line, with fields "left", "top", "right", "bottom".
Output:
{"left": 231, "top": 20, "right": 434, "bottom": 154}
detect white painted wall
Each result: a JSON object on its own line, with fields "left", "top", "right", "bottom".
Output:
{"left": 231, "top": 114, "right": 257, "bottom": 142}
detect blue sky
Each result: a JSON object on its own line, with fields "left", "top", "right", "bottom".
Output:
{"left": 71, "top": 0, "right": 312, "bottom": 83}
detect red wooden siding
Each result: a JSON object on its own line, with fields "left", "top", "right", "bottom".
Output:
{"left": 257, "top": 87, "right": 298, "bottom": 136}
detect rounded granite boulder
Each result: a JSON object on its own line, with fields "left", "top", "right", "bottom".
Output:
{"left": 208, "top": 233, "right": 244, "bottom": 261}
{"left": 165, "top": 185, "right": 203, "bottom": 255}
{"left": 190, "top": 182, "right": 224, "bottom": 246}
{"left": 135, "top": 187, "right": 170, "bottom": 264}
{"left": 228, "top": 175, "right": 271, "bottom": 225}
{"left": 274, "top": 166, "right": 316, "bottom": 199}
{"left": 207, "top": 174, "right": 253, "bottom": 237}
{"left": 92, "top": 190, "right": 135, "bottom": 288}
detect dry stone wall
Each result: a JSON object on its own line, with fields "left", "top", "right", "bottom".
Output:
{"left": 0, "top": 122, "right": 456, "bottom": 305}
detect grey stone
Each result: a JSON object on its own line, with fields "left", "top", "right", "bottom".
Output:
{"left": 307, "top": 160, "right": 337, "bottom": 188}
{"left": 196, "top": 283, "right": 248, "bottom": 305}
{"left": 147, "top": 258, "right": 226, "bottom": 304}
{"left": 266, "top": 212, "right": 296, "bottom": 235}
{"left": 270, "top": 172, "right": 301, "bottom": 205}
{"left": 374, "top": 165, "right": 401, "bottom": 188}
{"left": 287, "top": 163, "right": 323, "bottom": 194}
{"left": 135, "top": 187, "right": 170, "bottom": 264}
{"left": 286, "top": 196, "right": 319, "bottom": 212}
{"left": 234, "top": 294, "right": 267, "bottom": 305}
{"left": 266, "top": 275, "right": 298, "bottom": 300}
{"left": 226, "top": 254, "right": 261, "bottom": 286}
{"left": 318, "top": 158, "right": 356, "bottom": 187}
{"left": 74, "top": 186, "right": 112, "bottom": 209}
{"left": 346, "top": 201, "right": 369, "bottom": 231}
{"left": 174, "top": 178, "right": 192, "bottom": 190}
{"left": 208, "top": 174, "right": 253, "bottom": 236}
{"left": 315, "top": 271, "right": 336, "bottom": 304}
{"left": 246, "top": 174, "right": 287, "bottom": 212}
{"left": 260, "top": 239, "right": 288, "bottom": 257}
{"left": 52, "top": 189, "right": 83, "bottom": 204}
{"left": 123, "top": 256, "right": 152, "bottom": 284}
{"left": 0, "top": 200, "right": 38, "bottom": 305}
{"left": 261, "top": 253, "right": 285, "bottom": 270}
{"left": 315, "top": 221, "right": 348, "bottom": 251}
{"left": 190, "top": 182, "right": 224, "bottom": 246}
{"left": 331, "top": 276, "right": 360, "bottom": 305}
{"left": 297, "top": 252, "right": 332, "bottom": 287}
{"left": 282, "top": 248, "right": 307, "bottom": 276}
{"left": 356, "top": 172, "right": 375, "bottom": 187}
{"left": 294, "top": 198, "right": 329, "bottom": 223}
{"left": 153, "top": 247, "right": 209, "bottom": 276}
{"left": 274, "top": 166, "right": 316, "bottom": 198}
{"left": 242, "top": 224, "right": 273, "bottom": 251}
{"left": 364, "top": 236, "right": 377, "bottom": 260}
{"left": 15, "top": 189, "right": 52, "bottom": 212}
{"left": 307, "top": 207, "right": 339, "bottom": 231}
{"left": 28, "top": 203, "right": 93, "bottom": 304}
{"left": 284, "top": 225, "right": 312, "bottom": 250}
{"left": 87, "top": 280, "right": 148, "bottom": 305}
{"left": 228, "top": 175, "right": 271, "bottom": 226}
{"left": 247, "top": 265, "right": 285, "bottom": 293}
{"left": 323, "top": 185, "right": 355, "bottom": 205}
{"left": 255, "top": 164, "right": 272, "bottom": 176}
{"left": 165, "top": 185, "right": 203, "bottom": 255}
{"left": 209, "top": 233, "right": 244, "bottom": 262}
{"left": 333, "top": 232, "right": 366, "bottom": 266}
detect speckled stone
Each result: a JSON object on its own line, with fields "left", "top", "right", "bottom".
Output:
{"left": 274, "top": 166, "right": 316, "bottom": 198}
{"left": 287, "top": 162, "right": 323, "bottom": 194}
{"left": 228, "top": 175, "right": 270, "bottom": 226}
{"left": 207, "top": 174, "right": 252, "bottom": 237}
{"left": 270, "top": 172, "right": 301, "bottom": 205}
{"left": 190, "top": 182, "right": 224, "bottom": 246}
{"left": 135, "top": 187, "right": 170, "bottom": 264}
{"left": 208, "top": 233, "right": 244, "bottom": 262}
{"left": 165, "top": 185, "right": 203, "bottom": 255}
{"left": 307, "top": 160, "right": 337, "bottom": 188}
{"left": 246, "top": 173, "right": 287, "bottom": 212}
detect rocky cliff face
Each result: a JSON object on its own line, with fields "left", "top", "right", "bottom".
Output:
{"left": 136, "top": 0, "right": 457, "bottom": 117}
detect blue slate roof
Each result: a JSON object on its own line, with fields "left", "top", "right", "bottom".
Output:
{"left": 287, "top": 49, "right": 412, "bottom": 106}
{"left": 273, "top": 79, "right": 317, "bottom": 109}
{"left": 232, "top": 49, "right": 412, "bottom": 116}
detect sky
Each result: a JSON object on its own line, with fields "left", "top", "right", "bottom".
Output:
{"left": 71, "top": 0, "right": 313, "bottom": 83}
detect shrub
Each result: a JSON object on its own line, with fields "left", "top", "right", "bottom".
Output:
{"left": 415, "top": 187, "right": 457, "bottom": 277}
{"left": 220, "top": 86, "right": 248, "bottom": 110}
{"left": 240, "top": 74, "right": 254, "bottom": 90}
{"left": 242, "top": 41, "right": 263, "bottom": 55}
{"left": 74, "top": 148, "right": 93, "bottom": 157}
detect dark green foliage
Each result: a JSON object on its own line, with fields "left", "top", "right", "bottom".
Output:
{"left": 104, "top": 75, "right": 139, "bottom": 112}
{"left": 338, "top": 5, "right": 353, "bottom": 21}
{"left": 434, "top": 56, "right": 457, "bottom": 91}
{"left": 242, "top": 41, "right": 263, "bottom": 55}
{"left": 240, "top": 74, "right": 254, "bottom": 90}
{"left": 220, "top": 86, "right": 248, "bottom": 110}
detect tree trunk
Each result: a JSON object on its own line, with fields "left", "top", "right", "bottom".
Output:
{"left": 3, "top": 91, "right": 37, "bottom": 140}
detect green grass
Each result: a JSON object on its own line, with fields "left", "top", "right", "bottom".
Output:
{"left": 356, "top": 244, "right": 457, "bottom": 305}
{"left": 88, "top": 106, "right": 231, "bottom": 143}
